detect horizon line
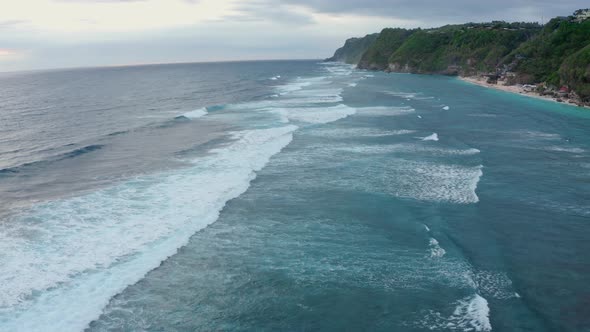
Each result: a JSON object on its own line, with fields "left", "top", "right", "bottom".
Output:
{"left": 0, "top": 58, "right": 323, "bottom": 75}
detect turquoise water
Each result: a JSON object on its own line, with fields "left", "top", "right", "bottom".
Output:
{"left": 1, "top": 62, "right": 589, "bottom": 331}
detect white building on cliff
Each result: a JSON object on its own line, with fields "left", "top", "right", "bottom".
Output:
{"left": 574, "top": 9, "right": 590, "bottom": 22}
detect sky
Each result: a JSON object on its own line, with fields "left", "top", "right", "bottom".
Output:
{"left": 0, "top": 0, "right": 587, "bottom": 71}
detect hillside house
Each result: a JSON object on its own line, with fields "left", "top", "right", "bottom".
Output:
{"left": 574, "top": 9, "right": 590, "bottom": 22}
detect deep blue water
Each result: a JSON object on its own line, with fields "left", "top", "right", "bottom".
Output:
{"left": 0, "top": 61, "right": 589, "bottom": 332}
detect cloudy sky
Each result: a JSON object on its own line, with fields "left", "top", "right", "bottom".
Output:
{"left": 0, "top": 0, "right": 587, "bottom": 71}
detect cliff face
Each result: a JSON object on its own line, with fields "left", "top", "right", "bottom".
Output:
{"left": 357, "top": 23, "right": 540, "bottom": 75}
{"left": 329, "top": 9, "right": 590, "bottom": 100}
{"left": 325, "top": 33, "right": 379, "bottom": 64}
{"left": 505, "top": 16, "right": 590, "bottom": 89}
{"left": 559, "top": 44, "right": 590, "bottom": 100}
{"left": 388, "top": 24, "right": 538, "bottom": 75}
{"left": 357, "top": 28, "right": 415, "bottom": 70}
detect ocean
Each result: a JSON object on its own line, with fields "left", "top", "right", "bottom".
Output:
{"left": 0, "top": 60, "right": 589, "bottom": 332}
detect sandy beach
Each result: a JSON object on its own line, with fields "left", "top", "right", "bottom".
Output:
{"left": 460, "top": 76, "right": 590, "bottom": 109}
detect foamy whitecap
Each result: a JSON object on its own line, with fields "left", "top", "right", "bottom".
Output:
{"left": 422, "top": 133, "right": 439, "bottom": 141}
{"left": 417, "top": 294, "right": 492, "bottom": 332}
{"left": 277, "top": 104, "right": 356, "bottom": 124}
{"left": 546, "top": 146, "right": 585, "bottom": 153}
{"left": 442, "top": 106, "right": 450, "bottom": 110}
{"left": 448, "top": 295, "right": 492, "bottom": 331}
{"left": 276, "top": 80, "right": 314, "bottom": 95}
{"left": 182, "top": 108, "right": 208, "bottom": 119}
{"left": 337, "top": 143, "right": 479, "bottom": 156}
{"left": 229, "top": 91, "right": 343, "bottom": 110}
{"left": 385, "top": 91, "right": 434, "bottom": 100}
{"left": 386, "top": 91, "right": 417, "bottom": 99}
{"left": 470, "top": 270, "right": 519, "bottom": 300}
{"left": 355, "top": 106, "right": 415, "bottom": 117}
{"left": 277, "top": 142, "right": 483, "bottom": 204}
{"left": 387, "top": 161, "right": 483, "bottom": 204}
{"left": 307, "top": 128, "right": 416, "bottom": 138}
{"left": 429, "top": 238, "right": 446, "bottom": 258}
{"left": 288, "top": 88, "right": 343, "bottom": 98}
{"left": 325, "top": 65, "right": 354, "bottom": 76}
{"left": 517, "top": 130, "right": 561, "bottom": 140}
{"left": 0, "top": 125, "right": 298, "bottom": 332}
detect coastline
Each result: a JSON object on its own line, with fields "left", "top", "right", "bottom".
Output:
{"left": 459, "top": 76, "right": 590, "bottom": 110}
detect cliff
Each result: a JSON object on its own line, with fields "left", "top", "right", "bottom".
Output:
{"left": 388, "top": 23, "right": 539, "bottom": 75}
{"left": 505, "top": 14, "right": 590, "bottom": 88}
{"left": 357, "top": 23, "right": 540, "bottom": 75}
{"left": 325, "top": 33, "right": 379, "bottom": 64}
{"left": 357, "top": 28, "right": 416, "bottom": 70}
{"left": 330, "top": 9, "right": 590, "bottom": 101}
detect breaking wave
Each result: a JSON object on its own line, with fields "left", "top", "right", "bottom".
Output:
{"left": 0, "top": 125, "right": 298, "bottom": 331}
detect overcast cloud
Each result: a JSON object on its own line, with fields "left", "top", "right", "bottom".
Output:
{"left": 280, "top": 0, "right": 588, "bottom": 22}
{"left": 0, "top": 0, "right": 586, "bottom": 71}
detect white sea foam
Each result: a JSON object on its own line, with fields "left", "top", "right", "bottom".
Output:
{"left": 307, "top": 145, "right": 483, "bottom": 203}
{"left": 229, "top": 90, "right": 343, "bottom": 110}
{"left": 308, "top": 128, "right": 416, "bottom": 138}
{"left": 546, "top": 146, "right": 585, "bottom": 153}
{"left": 388, "top": 161, "right": 483, "bottom": 204}
{"left": 276, "top": 141, "right": 483, "bottom": 204}
{"left": 337, "top": 143, "right": 479, "bottom": 156}
{"left": 429, "top": 238, "right": 446, "bottom": 258}
{"left": 277, "top": 104, "right": 356, "bottom": 124}
{"left": 517, "top": 130, "right": 561, "bottom": 140}
{"left": 182, "top": 107, "right": 208, "bottom": 119}
{"left": 416, "top": 294, "right": 492, "bottom": 332}
{"left": 355, "top": 106, "right": 415, "bottom": 117}
{"left": 276, "top": 81, "right": 312, "bottom": 94}
{"left": 348, "top": 83, "right": 358, "bottom": 87}
{"left": 386, "top": 91, "right": 418, "bottom": 99}
{"left": 442, "top": 106, "right": 450, "bottom": 110}
{"left": 448, "top": 295, "right": 492, "bottom": 331}
{"left": 274, "top": 87, "right": 344, "bottom": 105}
{"left": 288, "top": 88, "right": 343, "bottom": 98}
{"left": 325, "top": 66, "right": 353, "bottom": 76}
{"left": 423, "top": 224, "right": 431, "bottom": 232}
{"left": 430, "top": 294, "right": 492, "bottom": 332}
{"left": 470, "top": 270, "right": 519, "bottom": 300}
{"left": 0, "top": 125, "right": 298, "bottom": 332}
{"left": 385, "top": 91, "right": 434, "bottom": 100}
{"left": 422, "top": 133, "right": 439, "bottom": 141}
{"left": 417, "top": 115, "right": 422, "bottom": 119}
{"left": 388, "top": 130, "right": 417, "bottom": 136}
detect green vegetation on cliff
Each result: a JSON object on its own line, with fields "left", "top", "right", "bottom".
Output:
{"left": 389, "top": 23, "right": 539, "bottom": 74}
{"left": 357, "top": 28, "right": 415, "bottom": 70}
{"left": 329, "top": 9, "right": 590, "bottom": 101}
{"left": 325, "top": 33, "right": 379, "bottom": 64}
{"left": 559, "top": 44, "right": 590, "bottom": 98}
{"left": 505, "top": 16, "right": 590, "bottom": 87}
